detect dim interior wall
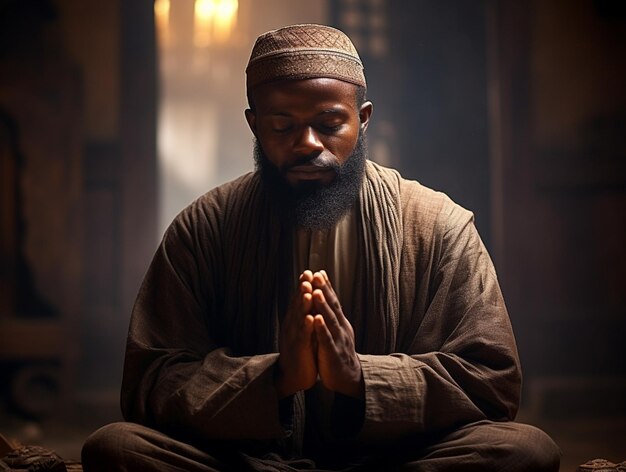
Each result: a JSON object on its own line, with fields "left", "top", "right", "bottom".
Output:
{"left": 54, "top": 0, "right": 158, "bottom": 398}
{"left": 51, "top": 0, "right": 125, "bottom": 394}
{"left": 531, "top": 0, "right": 626, "bottom": 151}
{"left": 372, "top": 0, "right": 492, "bottom": 248}
{"left": 493, "top": 0, "right": 626, "bottom": 416}
{"left": 55, "top": 0, "right": 120, "bottom": 141}
{"left": 0, "top": 0, "right": 85, "bottom": 417}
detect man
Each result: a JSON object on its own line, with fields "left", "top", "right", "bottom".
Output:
{"left": 82, "top": 24, "right": 560, "bottom": 471}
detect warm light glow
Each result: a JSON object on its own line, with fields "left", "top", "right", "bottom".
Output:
{"left": 194, "top": 0, "right": 238, "bottom": 47}
{"left": 213, "top": 0, "right": 238, "bottom": 43}
{"left": 154, "top": 0, "right": 171, "bottom": 46}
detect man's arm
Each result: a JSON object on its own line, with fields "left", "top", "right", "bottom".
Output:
{"left": 356, "top": 203, "right": 521, "bottom": 440}
{"left": 120, "top": 213, "right": 287, "bottom": 441}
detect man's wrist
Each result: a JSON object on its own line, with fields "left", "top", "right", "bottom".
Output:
{"left": 340, "top": 371, "right": 365, "bottom": 400}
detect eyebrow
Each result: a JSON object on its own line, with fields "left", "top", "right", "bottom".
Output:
{"left": 319, "top": 108, "right": 346, "bottom": 115}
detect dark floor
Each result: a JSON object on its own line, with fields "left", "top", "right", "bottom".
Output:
{"left": 516, "top": 411, "right": 626, "bottom": 471}
{"left": 1, "top": 395, "right": 624, "bottom": 471}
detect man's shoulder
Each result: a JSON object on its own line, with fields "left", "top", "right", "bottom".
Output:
{"left": 195, "top": 171, "right": 258, "bottom": 208}
{"left": 179, "top": 171, "right": 257, "bottom": 214}
{"left": 165, "top": 171, "right": 259, "bottom": 237}
{"left": 366, "top": 160, "right": 470, "bottom": 228}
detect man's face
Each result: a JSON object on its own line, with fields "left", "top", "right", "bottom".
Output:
{"left": 246, "top": 78, "right": 372, "bottom": 191}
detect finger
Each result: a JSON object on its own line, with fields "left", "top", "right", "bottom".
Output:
{"left": 304, "top": 314, "right": 315, "bottom": 333}
{"left": 287, "top": 284, "right": 312, "bottom": 323}
{"left": 292, "top": 290, "right": 312, "bottom": 320}
{"left": 297, "top": 311, "right": 315, "bottom": 343}
{"left": 300, "top": 280, "right": 313, "bottom": 294}
{"left": 313, "top": 272, "right": 338, "bottom": 304}
{"left": 286, "top": 298, "right": 314, "bottom": 345}
{"left": 312, "top": 289, "right": 342, "bottom": 337}
{"left": 312, "top": 273, "right": 348, "bottom": 326}
{"left": 302, "top": 292, "right": 313, "bottom": 315}
{"left": 313, "top": 314, "right": 335, "bottom": 350}
{"left": 317, "top": 270, "right": 335, "bottom": 292}
{"left": 295, "top": 282, "right": 312, "bottom": 315}
{"left": 300, "top": 270, "right": 314, "bottom": 283}
{"left": 312, "top": 271, "right": 326, "bottom": 290}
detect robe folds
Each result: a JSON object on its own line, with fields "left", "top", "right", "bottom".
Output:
{"left": 121, "top": 161, "right": 521, "bottom": 462}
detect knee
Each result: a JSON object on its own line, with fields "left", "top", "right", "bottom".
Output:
{"left": 81, "top": 422, "right": 142, "bottom": 471}
{"left": 498, "top": 423, "right": 561, "bottom": 472}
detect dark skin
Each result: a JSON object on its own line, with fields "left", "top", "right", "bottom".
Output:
{"left": 245, "top": 78, "right": 373, "bottom": 400}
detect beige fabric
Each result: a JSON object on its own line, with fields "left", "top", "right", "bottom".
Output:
{"left": 246, "top": 24, "right": 366, "bottom": 90}
{"left": 292, "top": 207, "right": 357, "bottom": 307}
{"left": 120, "top": 160, "right": 524, "bottom": 464}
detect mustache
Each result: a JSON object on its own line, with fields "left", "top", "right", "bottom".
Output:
{"left": 284, "top": 153, "right": 340, "bottom": 171}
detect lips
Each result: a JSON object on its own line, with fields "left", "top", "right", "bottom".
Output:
{"left": 289, "top": 163, "right": 332, "bottom": 173}
{"left": 287, "top": 163, "right": 335, "bottom": 181}
{"left": 288, "top": 165, "right": 333, "bottom": 180}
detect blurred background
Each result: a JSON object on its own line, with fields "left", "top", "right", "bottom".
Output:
{"left": 0, "top": 0, "right": 624, "bottom": 469}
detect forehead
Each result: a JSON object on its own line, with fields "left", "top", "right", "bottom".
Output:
{"left": 251, "top": 78, "right": 359, "bottom": 115}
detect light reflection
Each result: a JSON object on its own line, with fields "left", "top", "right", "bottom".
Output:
{"left": 154, "top": 0, "right": 171, "bottom": 46}
{"left": 194, "top": 0, "right": 239, "bottom": 48}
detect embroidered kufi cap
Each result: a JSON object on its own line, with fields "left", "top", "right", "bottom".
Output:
{"left": 246, "top": 24, "right": 366, "bottom": 90}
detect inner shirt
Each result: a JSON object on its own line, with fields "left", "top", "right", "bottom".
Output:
{"left": 291, "top": 206, "right": 358, "bottom": 440}
{"left": 292, "top": 206, "right": 357, "bottom": 307}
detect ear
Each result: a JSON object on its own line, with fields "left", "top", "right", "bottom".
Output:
{"left": 359, "top": 101, "right": 373, "bottom": 133}
{"left": 245, "top": 109, "right": 257, "bottom": 137}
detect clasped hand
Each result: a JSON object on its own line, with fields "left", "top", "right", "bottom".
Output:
{"left": 276, "top": 270, "right": 364, "bottom": 399}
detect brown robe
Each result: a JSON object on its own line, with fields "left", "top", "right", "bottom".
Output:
{"left": 120, "top": 161, "right": 521, "bottom": 464}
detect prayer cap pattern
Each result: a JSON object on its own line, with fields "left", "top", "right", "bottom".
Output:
{"left": 246, "top": 24, "right": 366, "bottom": 89}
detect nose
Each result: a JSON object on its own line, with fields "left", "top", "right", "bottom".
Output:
{"left": 293, "top": 126, "right": 324, "bottom": 156}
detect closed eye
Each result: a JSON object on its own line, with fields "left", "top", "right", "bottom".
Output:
{"left": 269, "top": 119, "right": 293, "bottom": 133}
{"left": 272, "top": 125, "right": 293, "bottom": 133}
{"left": 318, "top": 123, "right": 343, "bottom": 134}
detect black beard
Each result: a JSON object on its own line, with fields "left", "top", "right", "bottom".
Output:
{"left": 254, "top": 132, "right": 367, "bottom": 230}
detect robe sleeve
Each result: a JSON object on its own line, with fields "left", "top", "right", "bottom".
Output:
{"left": 358, "top": 200, "right": 522, "bottom": 441}
{"left": 120, "top": 204, "right": 287, "bottom": 441}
